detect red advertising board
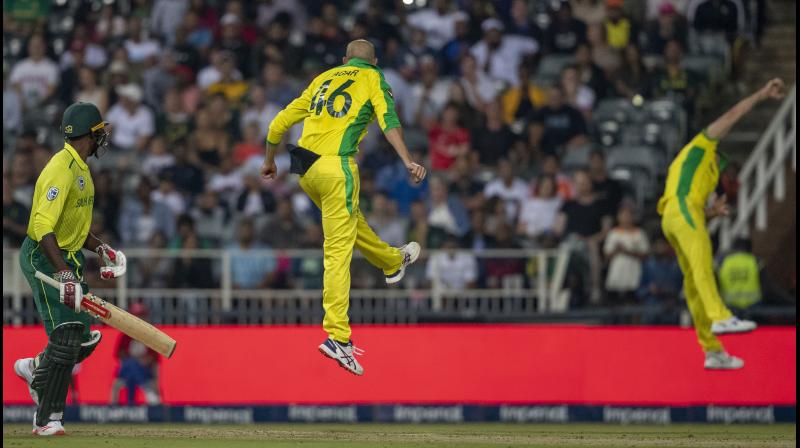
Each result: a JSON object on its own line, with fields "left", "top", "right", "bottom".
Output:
{"left": 3, "top": 325, "right": 795, "bottom": 405}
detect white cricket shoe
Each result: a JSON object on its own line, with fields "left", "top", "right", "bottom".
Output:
{"left": 385, "top": 242, "right": 421, "bottom": 285}
{"left": 14, "top": 357, "right": 38, "bottom": 405}
{"left": 32, "top": 413, "right": 66, "bottom": 436}
{"left": 704, "top": 351, "right": 745, "bottom": 370}
{"left": 319, "top": 338, "right": 364, "bottom": 376}
{"left": 711, "top": 317, "right": 757, "bottom": 335}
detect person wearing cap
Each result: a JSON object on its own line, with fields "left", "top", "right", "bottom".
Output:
{"left": 657, "top": 78, "right": 785, "bottom": 369}
{"left": 471, "top": 17, "right": 538, "bottom": 87}
{"left": 644, "top": 2, "right": 689, "bottom": 54}
{"left": 105, "top": 83, "right": 155, "bottom": 152}
{"left": 14, "top": 102, "right": 128, "bottom": 435}
{"left": 406, "top": 0, "right": 463, "bottom": 51}
{"left": 604, "top": 0, "right": 638, "bottom": 50}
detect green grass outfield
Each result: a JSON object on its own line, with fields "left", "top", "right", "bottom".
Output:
{"left": 2, "top": 423, "right": 796, "bottom": 448}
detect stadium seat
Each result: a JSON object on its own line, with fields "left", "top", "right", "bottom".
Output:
{"left": 534, "top": 54, "right": 574, "bottom": 85}
{"left": 561, "top": 144, "right": 593, "bottom": 174}
{"left": 607, "top": 145, "right": 666, "bottom": 201}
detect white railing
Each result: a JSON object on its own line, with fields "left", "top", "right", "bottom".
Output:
{"left": 710, "top": 84, "right": 796, "bottom": 251}
{"left": 2, "top": 247, "right": 572, "bottom": 325}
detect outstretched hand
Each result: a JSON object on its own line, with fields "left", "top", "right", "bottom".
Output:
{"left": 710, "top": 194, "right": 731, "bottom": 218}
{"left": 758, "top": 78, "right": 786, "bottom": 101}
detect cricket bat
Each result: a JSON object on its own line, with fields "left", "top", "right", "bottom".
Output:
{"left": 35, "top": 271, "right": 177, "bottom": 358}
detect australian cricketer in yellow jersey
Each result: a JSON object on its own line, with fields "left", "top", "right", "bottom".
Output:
{"left": 15, "top": 102, "right": 129, "bottom": 435}
{"left": 657, "top": 78, "right": 785, "bottom": 370}
{"left": 262, "top": 40, "right": 427, "bottom": 376}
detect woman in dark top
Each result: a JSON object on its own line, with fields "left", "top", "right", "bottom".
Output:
{"left": 614, "top": 44, "right": 652, "bottom": 99}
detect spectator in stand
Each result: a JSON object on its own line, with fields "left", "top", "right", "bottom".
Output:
{"left": 440, "top": 12, "right": 472, "bottom": 76}
{"left": 406, "top": 55, "right": 451, "bottom": 129}
{"left": 407, "top": 200, "right": 430, "bottom": 249}
{"left": 470, "top": 18, "right": 538, "bottom": 88}
{"left": 240, "top": 85, "right": 281, "bottom": 142}
{"left": 109, "top": 303, "right": 161, "bottom": 405}
{"left": 142, "top": 137, "right": 176, "bottom": 180}
{"left": 3, "top": 71, "right": 23, "bottom": 137}
{"left": 206, "top": 53, "right": 249, "bottom": 106}
{"left": 367, "top": 193, "right": 408, "bottom": 248}
{"left": 537, "top": 153, "right": 574, "bottom": 200}
{"left": 190, "top": 107, "right": 230, "bottom": 172}
{"left": 585, "top": 24, "right": 621, "bottom": 79}
{"left": 161, "top": 139, "right": 206, "bottom": 196}
{"left": 651, "top": 40, "right": 701, "bottom": 115}
{"left": 637, "top": 235, "right": 683, "bottom": 324}
{"left": 123, "top": 17, "right": 161, "bottom": 65}
{"left": 106, "top": 83, "right": 155, "bottom": 152}
{"left": 507, "top": 0, "right": 543, "bottom": 38}
{"left": 458, "top": 53, "right": 497, "bottom": 114}
{"left": 429, "top": 102, "right": 471, "bottom": 171}
{"left": 406, "top": 0, "right": 462, "bottom": 51}
{"left": 229, "top": 218, "right": 278, "bottom": 289}
{"left": 217, "top": 13, "right": 252, "bottom": 78}
{"left": 528, "top": 85, "right": 589, "bottom": 155}
{"left": 190, "top": 190, "right": 229, "bottom": 246}
{"left": 603, "top": 204, "right": 649, "bottom": 303}
{"left": 197, "top": 49, "right": 238, "bottom": 90}
{"left": 517, "top": 175, "right": 563, "bottom": 245}
{"left": 235, "top": 172, "right": 277, "bottom": 218}
{"left": 692, "top": 0, "right": 743, "bottom": 44}
{"left": 150, "top": 0, "right": 190, "bottom": 45}
{"left": 132, "top": 231, "right": 171, "bottom": 288}
{"left": 445, "top": 82, "right": 482, "bottom": 132}
{"left": 119, "top": 178, "right": 176, "bottom": 247}
{"left": 427, "top": 176, "right": 470, "bottom": 247}
{"left": 262, "top": 198, "right": 306, "bottom": 249}
{"left": 555, "top": 170, "right": 613, "bottom": 304}
{"left": 645, "top": 2, "right": 689, "bottom": 55}
{"left": 262, "top": 61, "right": 300, "bottom": 109}
{"left": 293, "top": 223, "right": 325, "bottom": 289}
{"left": 426, "top": 233, "right": 479, "bottom": 290}
{"left": 171, "top": 25, "right": 204, "bottom": 73}
{"left": 448, "top": 155, "right": 485, "bottom": 212}
{"left": 614, "top": 44, "right": 652, "bottom": 99}
{"left": 151, "top": 173, "right": 187, "bottom": 216}
{"left": 571, "top": 0, "right": 607, "bottom": 26}
{"left": 560, "top": 64, "right": 596, "bottom": 120}
{"left": 75, "top": 68, "right": 109, "bottom": 115}
{"left": 603, "top": 0, "right": 638, "bottom": 51}
{"left": 95, "top": 4, "right": 128, "bottom": 44}
{"left": 156, "top": 88, "right": 192, "bottom": 145}
{"left": 472, "top": 100, "right": 515, "bottom": 167}
{"left": 575, "top": 43, "right": 611, "bottom": 101}
{"left": 483, "top": 159, "right": 528, "bottom": 223}
{"left": 501, "top": 62, "right": 546, "bottom": 129}
{"left": 170, "top": 223, "right": 216, "bottom": 288}
{"left": 142, "top": 50, "right": 179, "bottom": 113}
{"left": 3, "top": 177, "right": 29, "bottom": 247}
{"left": 543, "top": 0, "right": 588, "bottom": 54}
{"left": 588, "top": 150, "right": 623, "bottom": 218}
{"left": 484, "top": 220, "right": 525, "bottom": 288}
{"left": 407, "top": 28, "right": 437, "bottom": 62}
{"left": 9, "top": 34, "right": 59, "bottom": 110}
{"left": 208, "top": 92, "right": 242, "bottom": 142}
{"left": 233, "top": 122, "right": 266, "bottom": 167}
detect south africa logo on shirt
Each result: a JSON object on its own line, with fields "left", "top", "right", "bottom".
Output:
{"left": 46, "top": 186, "right": 59, "bottom": 201}
{"left": 78, "top": 176, "right": 85, "bottom": 191}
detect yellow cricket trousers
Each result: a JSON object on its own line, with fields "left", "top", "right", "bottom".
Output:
{"left": 661, "top": 199, "right": 733, "bottom": 352}
{"left": 298, "top": 155, "right": 404, "bottom": 343}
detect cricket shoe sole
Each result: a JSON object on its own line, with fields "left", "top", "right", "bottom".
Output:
{"left": 385, "top": 242, "right": 421, "bottom": 285}
{"left": 318, "top": 339, "right": 364, "bottom": 376}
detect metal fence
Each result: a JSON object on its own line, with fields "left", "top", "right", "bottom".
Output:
{"left": 3, "top": 248, "right": 571, "bottom": 326}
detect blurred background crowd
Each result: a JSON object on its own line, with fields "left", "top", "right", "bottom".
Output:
{"left": 3, "top": 0, "right": 784, "bottom": 314}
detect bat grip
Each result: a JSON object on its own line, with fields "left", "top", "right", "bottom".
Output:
{"left": 34, "top": 271, "right": 62, "bottom": 289}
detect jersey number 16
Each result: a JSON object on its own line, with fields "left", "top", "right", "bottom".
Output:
{"left": 310, "top": 79, "right": 354, "bottom": 118}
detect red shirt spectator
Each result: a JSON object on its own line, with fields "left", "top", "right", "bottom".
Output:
{"left": 429, "top": 103, "right": 470, "bottom": 171}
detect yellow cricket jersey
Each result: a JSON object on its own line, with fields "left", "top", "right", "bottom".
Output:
{"left": 267, "top": 57, "right": 401, "bottom": 156}
{"left": 27, "top": 143, "right": 95, "bottom": 251}
{"left": 657, "top": 131, "right": 720, "bottom": 228}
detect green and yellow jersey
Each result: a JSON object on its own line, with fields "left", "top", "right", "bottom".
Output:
{"left": 27, "top": 142, "right": 94, "bottom": 251}
{"left": 657, "top": 131, "right": 720, "bottom": 228}
{"left": 267, "top": 57, "right": 401, "bottom": 156}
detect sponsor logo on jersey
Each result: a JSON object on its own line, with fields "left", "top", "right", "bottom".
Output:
{"left": 46, "top": 187, "right": 59, "bottom": 201}
{"left": 78, "top": 176, "right": 85, "bottom": 191}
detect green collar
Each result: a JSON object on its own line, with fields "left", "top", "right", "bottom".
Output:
{"left": 343, "top": 57, "right": 377, "bottom": 69}
{"left": 64, "top": 142, "right": 88, "bottom": 170}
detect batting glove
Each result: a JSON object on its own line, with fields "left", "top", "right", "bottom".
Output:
{"left": 54, "top": 270, "right": 82, "bottom": 312}
{"left": 96, "top": 244, "right": 127, "bottom": 279}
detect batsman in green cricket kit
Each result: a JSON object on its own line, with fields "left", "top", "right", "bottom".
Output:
{"left": 13, "top": 102, "right": 128, "bottom": 436}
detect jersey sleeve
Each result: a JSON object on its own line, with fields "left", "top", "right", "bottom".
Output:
{"left": 688, "top": 129, "right": 719, "bottom": 153}
{"left": 267, "top": 84, "right": 313, "bottom": 145}
{"left": 369, "top": 70, "right": 402, "bottom": 132}
{"left": 30, "top": 163, "right": 72, "bottom": 241}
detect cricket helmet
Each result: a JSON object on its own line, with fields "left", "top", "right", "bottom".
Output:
{"left": 61, "top": 101, "right": 108, "bottom": 139}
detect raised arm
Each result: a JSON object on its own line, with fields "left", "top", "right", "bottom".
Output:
{"left": 706, "top": 78, "right": 786, "bottom": 140}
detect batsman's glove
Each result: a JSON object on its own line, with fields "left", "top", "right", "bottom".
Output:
{"left": 54, "top": 270, "right": 82, "bottom": 312}
{"left": 96, "top": 243, "right": 127, "bottom": 279}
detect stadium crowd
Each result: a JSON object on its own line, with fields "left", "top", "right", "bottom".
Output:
{"left": 3, "top": 0, "right": 760, "bottom": 309}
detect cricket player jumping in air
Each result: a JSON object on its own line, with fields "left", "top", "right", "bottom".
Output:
{"left": 658, "top": 78, "right": 785, "bottom": 370}
{"left": 262, "top": 40, "right": 426, "bottom": 376}
{"left": 13, "top": 102, "right": 128, "bottom": 435}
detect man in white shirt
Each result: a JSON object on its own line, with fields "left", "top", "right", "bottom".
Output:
{"left": 483, "top": 159, "right": 529, "bottom": 222}
{"left": 471, "top": 18, "right": 539, "bottom": 87}
{"left": 404, "top": 55, "right": 452, "bottom": 128}
{"left": 426, "top": 234, "right": 478, "bottom": 291}
{"left": 106, "top": 84, "right": 155, "bottom": 151}
{"left": 406, "top": 0, "right": 462, "bottom": 50}
{"left": 9, "top": 34, "right": 59, "bottom": 109}
{"left": 123, "top": 17, "right": 161, "bottom": 64}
